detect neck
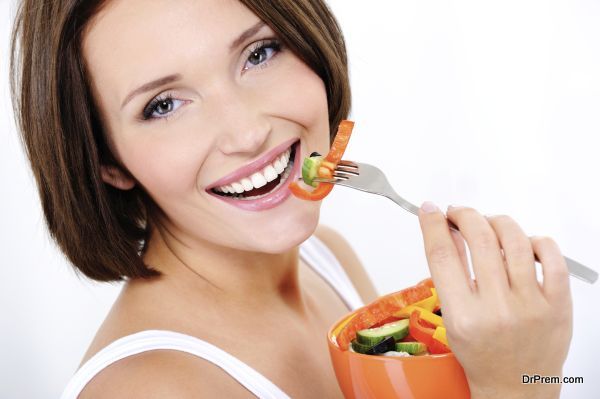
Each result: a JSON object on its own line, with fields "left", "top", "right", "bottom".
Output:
{"left": 140, "top": 222, "right": 310, "bottom": 317}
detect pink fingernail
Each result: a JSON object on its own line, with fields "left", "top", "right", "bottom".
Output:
{"left": 421, "top": 201, "right": 439, "bottom": 213}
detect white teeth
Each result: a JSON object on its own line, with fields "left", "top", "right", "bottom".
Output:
{"left": 212, "top": 144, "right": 295, "bottom": 194}
{"left": 231, "top": 182, "right": 245, "bottom": 193}
{"left": 273, "top": 159, "right": 284, "bottom": 174}
{"left": 263, "top": 165, "right": 278, "bottom": 182}
{"left": 250, "top": 172, "right": 267, "bottom": 188}
{"left": 240, "top": 177, "right": 254, "bottom": 191}
{"left": 235, "top": 159, "right": 294, "bottom": 200}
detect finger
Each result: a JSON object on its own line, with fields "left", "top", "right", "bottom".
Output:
{"left": 446, "top": 206, "right": 509, "bottom": 296}
{"left": 418, "top": 201, "right": 471, "bottom": 309}
{"left": 530, "top": 236, "right": 571, "bottom": 303}
{"left": 449, "top": 228, "right": 473, "bottom": 288}
{"left": 485, "top": 215, "right": 538, "bottom": 294}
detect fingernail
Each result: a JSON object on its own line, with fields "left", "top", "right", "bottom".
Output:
{"left": 421, "top": 201, "right": 439, "bottom": 213}
{"left": 447, "top": 204, "right": 464, "bottom": 211}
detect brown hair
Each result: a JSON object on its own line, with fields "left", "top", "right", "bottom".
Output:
{"left": 10, "top": 0, "right": 352, "bottom": 282}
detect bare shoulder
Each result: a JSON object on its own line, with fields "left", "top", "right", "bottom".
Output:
{"left": 79, "top": 349, "right": 254, "bottom": 399}
{"left": 314, "top": 224, "right": 379, "bottom": 303}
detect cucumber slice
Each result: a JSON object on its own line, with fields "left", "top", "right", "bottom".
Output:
{"left": 302, "top": 155, "right": 323, "bottom": 187}
{"left": 356, "top": 319, "right": 409, "bottom": 346}
{"left": 351, "top": 336, "right": 397, "bottom": 355}
{"left": 351, "top": 336, "right": 398, "bottom": 355}
{"left": 395, "top": 342, "right": 427, "bottom": 355}
{"left": 350, "top": 339, "right": 373, "bottom": 354}
{"left": 366, "top": 336, "right": 396, "bottom": 355}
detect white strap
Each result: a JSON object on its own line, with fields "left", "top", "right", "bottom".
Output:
{"left": 61, "top": 235, "right": 364, "bottom": 398}
{"left": 60, "top": 330, "right": 291, "bottom": 399}
{"left": 299, "top": 236, "right": 365, "bottom": 311}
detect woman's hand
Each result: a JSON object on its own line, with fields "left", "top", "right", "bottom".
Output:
{"left": 417, "top": 203, "right": 573, "bottom": 399}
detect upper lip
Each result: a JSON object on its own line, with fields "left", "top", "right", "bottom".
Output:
{"left": 206, "top": 137, "right": 299, "bottom": 190}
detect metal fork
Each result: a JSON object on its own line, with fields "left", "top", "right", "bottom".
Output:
{"left": 307, "top": 160, "right": 598, "bottom": 284}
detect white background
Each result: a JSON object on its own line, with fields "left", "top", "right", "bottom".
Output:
{"left": 1, "top": 0, "right": 599, "bottom": 397}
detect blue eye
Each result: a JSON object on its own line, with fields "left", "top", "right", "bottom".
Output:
{"left": 243, "top": 39, "right": 282, "bottom": 71}
{"left": 142, "top": 94, "right": 185, "bottom": 120}
{"left": 140, "top": 39, "right": 283, "bottom": 121}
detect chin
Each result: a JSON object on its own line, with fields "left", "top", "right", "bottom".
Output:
{"left": 248, "top": 201, "right": 321, "bottom": 253}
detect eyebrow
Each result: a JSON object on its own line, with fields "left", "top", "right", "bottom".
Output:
{"left": 121, "top": 74, "right": 182, "bottom": 109}
{"left": 121, "top": 20, "right": 267, "bottom": 110}
{"left": 229, "top": 20, "right": 267, "bottom": 52}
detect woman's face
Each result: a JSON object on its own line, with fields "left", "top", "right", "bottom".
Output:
{"left": 83, "top": 0, "right": 331, "bottom": 253}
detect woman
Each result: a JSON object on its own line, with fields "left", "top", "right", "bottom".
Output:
{"left": 10, "top": 0, "right": 572, "bottom": 398}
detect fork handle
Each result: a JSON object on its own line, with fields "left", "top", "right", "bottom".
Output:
{"left": 445, "top": 219, "right": 598, "bottom": 284}
{"left": 383, "top": 192, "right": 596, "bottom": 283}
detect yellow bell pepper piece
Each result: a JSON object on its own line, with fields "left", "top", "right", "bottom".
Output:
{"left": 432, "top": 288, "right": 440, "bottom": 310}
{"left": 433, "top": 326, "right": 448, "bottom": 346}
{"left": 411, "top": 288, "right": 438, "bottom": 312}
{"left": 394, "top": 305, "right": 444, "bottom": 327}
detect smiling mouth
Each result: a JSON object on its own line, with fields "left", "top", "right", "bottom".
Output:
{"left": 210, "top": 141, "right": 297, "bottom": 200}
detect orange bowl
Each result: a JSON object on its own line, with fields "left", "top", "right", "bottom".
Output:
{"left": 327, "top": 308, "right": 471, "bottom": 399}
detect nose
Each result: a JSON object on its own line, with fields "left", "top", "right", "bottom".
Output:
{"left": 213, "top": 87, "right": 271, "bottom": 156}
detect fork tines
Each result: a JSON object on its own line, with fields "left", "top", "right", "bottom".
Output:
{"left": 337, "top": 160, "right": 358, "bottom": 167}
{"left": 305, "top": 159, "right": 359, "bottom": 183}
{"left": 333, "top": 160, "right": 359, "bottom": 179}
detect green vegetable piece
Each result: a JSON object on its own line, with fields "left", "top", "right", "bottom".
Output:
{"left": 356, "top": 319, "right": 409, "bottom": 346}
{"left": 350, "top": 339, "right": 373, "bottom": 354}
{"left": 394, "top": 341, "right": 427, "bottom": 355}
{"left": 302, "top": 155, "right": 323, "bottom": 187}
{"left": 365, "top": 336, "right": 396, "bottom": 355}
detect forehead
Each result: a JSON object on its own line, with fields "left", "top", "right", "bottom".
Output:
{"left": 82, "top": 0, "right": 261, "bottom": 102}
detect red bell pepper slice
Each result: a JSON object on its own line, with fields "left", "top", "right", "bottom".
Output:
{"left": 324, "top": 120, "right": 354, "bottom": 164}
{"left": 409, "top": 310, "right": 451, "bottom": 354}
{"left": 289, "top": 183, "right": 334, "bottom": 201}
{"left": 288, "top": 120, "right": 354, "bottom": 201}
{"left": 417, "top": 277, "right": 435, "bottom": 289}
{"left": 336, "top": 283, "right": 432, "bottom": 350}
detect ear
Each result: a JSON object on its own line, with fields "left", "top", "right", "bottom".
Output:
{"left": 100, "top": 164, "right": 136, "bottom": 190}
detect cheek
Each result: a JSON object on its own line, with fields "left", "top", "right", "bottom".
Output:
{"left": 115, "top": 129, "right": 205, "bottom": 197}
{"left": 263, "top": 57, "right": 330, "bottom": 144}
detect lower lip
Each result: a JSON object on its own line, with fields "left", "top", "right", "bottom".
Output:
{"left": 208, "top": 141, "right": 301, "bottom": 211}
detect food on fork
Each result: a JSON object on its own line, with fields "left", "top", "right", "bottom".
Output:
{"left": 301, "top": 152, "right": 330, "bottom": 187}
{"left": 288, "top": 120, "right": 354, "bottom": 200}
{"left": 334, "top": 278, "right": 452, "bottom": 356}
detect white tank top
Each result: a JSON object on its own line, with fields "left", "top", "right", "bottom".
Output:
{"left": 60, "top": 235, "right": 365, "bottom": 398}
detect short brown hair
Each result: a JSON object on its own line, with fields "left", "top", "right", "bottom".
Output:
{"left": 10, "top": 0, "right": 352, "bottom": 282}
